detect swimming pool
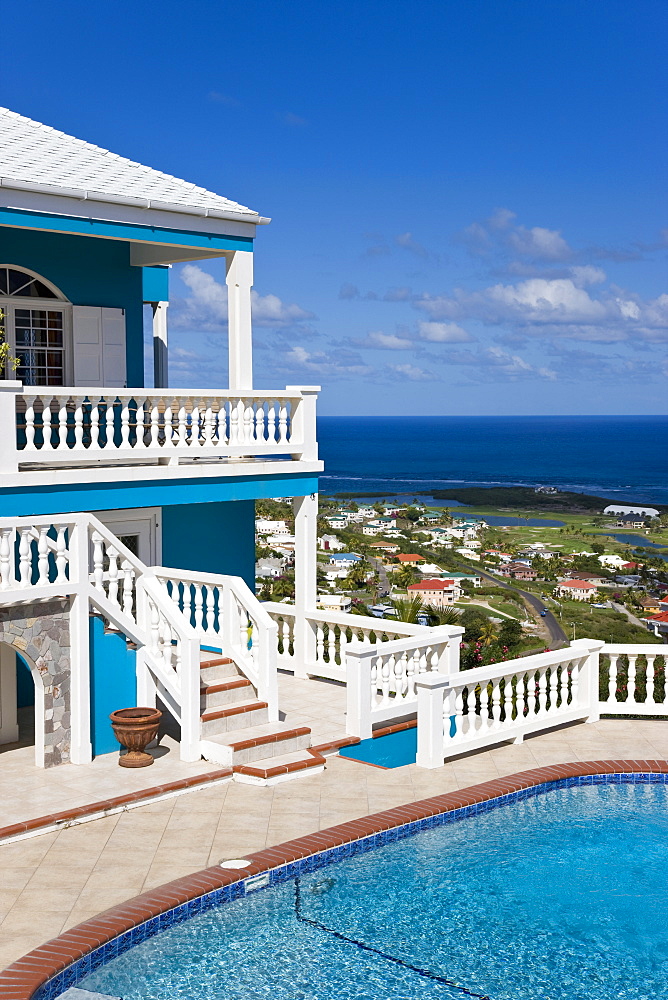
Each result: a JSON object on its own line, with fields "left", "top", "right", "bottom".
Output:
{"left": 77, "top": 780, "right": 668, "bottom": 1000}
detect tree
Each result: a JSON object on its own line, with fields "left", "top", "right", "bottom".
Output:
{"left": 459, "top": 607, "right": 489, "bottom": 643}
{"left": 391, "top": 596, "right": 425, "bottom": 623}
{"left": 395, "top": 564, "right": 420, "bottom": 589}
{"left": 404, "top": 506, "right": 421, "bottom": 523}
{"left": 478, "top": 621, "right": 499, "bottom": 647}
{"left": 591, "top": 542, "right": 605, "bottom": 555}
{"left": 423, "top": 604, "right": 461, "bottom": 626}
{"left": 498, "top": 618, "right": 523, "bottom": 648}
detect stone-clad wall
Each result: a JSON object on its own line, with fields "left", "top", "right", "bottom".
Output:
{"left": 0, "top": 599, "right": 71, "bottom": 767}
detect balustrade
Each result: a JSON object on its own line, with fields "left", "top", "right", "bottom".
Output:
{"left": 4, "top": 385, "right": 318, "bottom": 471}
{"left": 599, "top": 645, "right": 667, "bottom": 715}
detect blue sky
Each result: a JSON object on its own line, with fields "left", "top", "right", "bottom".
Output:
{"left": 2, "top": 0, "right": 666, "bottom": 414}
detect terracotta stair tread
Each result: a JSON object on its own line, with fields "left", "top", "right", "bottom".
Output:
{"left": 205, "top": 724, "right": 312, "bottom": 752}
{"left": 201, "top": 678, "right": 252, "bottom": 695}
{"left": 200, "top": 655, "right": 235, "bottom": 669}
{"left": 233, "top": 749, "right": 326, "bottom": 779}
{"left": 200, "top": 700, "right": 268, "bottom": 723}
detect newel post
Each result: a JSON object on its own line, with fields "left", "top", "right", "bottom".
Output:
{"left": 292, "top": 492, "right": 318, "bottom": 678}
{"left": 286, "top": 386, "right": 320, "bottom": 462}
{"left": 570, "top": 638, "right": 605, "bottom": 723}
{"left": 415, "top": 673, "right": 449, "bottom": 769}
{"left": 346, "top": 646, "right": 375, "bottom": 740}
{"left": 0, "top": 381, "right": 22, "bottom": 475}
{"left": 68, "top": 517, "right": 93, "bottom": 765}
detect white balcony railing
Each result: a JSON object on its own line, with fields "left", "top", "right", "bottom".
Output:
{"left": 415, "top": 640, "right": 668, "bottom": 768}
{"left": 0, "top": 382, "right": 318, "bottom": 473}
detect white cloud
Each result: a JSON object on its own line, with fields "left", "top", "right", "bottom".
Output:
{"left": 487, "top": 207, "right": 517, "bottom": 230}
{"left": 508, "top": 226, "right": 572, "bottom": 260}
{"left": 389, "top": 363, "right": 433, "bottom": 381}
{"left": 366, "top": 331, "right": 413, "bottom": 350}
{"left": 570, "top": 265, "right": 606, "bottom": 287}
{"left": 413, "top": 276, "right": 668, "bottom": 343}
{"left": 278, "top": 112, "right": 308, "bottom": 127}
{"left": 176, "top": 264, "right": 314, "bottom": 330}
{"left": 395, "top": 232, "right": 429, "bottom": 259}
{"left": 417, "top": 321, "right": 473, "bottom": 343}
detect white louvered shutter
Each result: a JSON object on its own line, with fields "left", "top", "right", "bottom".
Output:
{"left": 72, "top": 306, "right": 126, "bottom": 387}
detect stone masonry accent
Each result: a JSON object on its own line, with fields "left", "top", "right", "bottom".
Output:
{"left": 0, "top": 599, "right": 71, "bottom": 767}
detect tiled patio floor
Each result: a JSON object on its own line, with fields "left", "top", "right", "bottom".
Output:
{"left": 1, "top": 670, "right": 667, "bottom": 972}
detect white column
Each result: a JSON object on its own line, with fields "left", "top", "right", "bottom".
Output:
{"left": 0, "top": 645, "right": 19, "bottom": 745}
{"left": 0, "top": 381, "right": 22, "bottom": 475}
{"left": 415, "top": 672, "right": 448, "bottom": 768}
{"left": 345, "top": 646, "right": 375, "bottom": 739}
{"left": 226, "top": 250, "right": 254, "bottom": 390}
{"left": 152, "top": 301, "right": 169, "bottom": 388}
{"left": 292, "top": 492, "right": 318, "bottom": 678}
{"left": 68, "top": 519, "right": 92, "bottom": 765}
{"left": 443, "top": 626, "right": 465, "bottom": 675}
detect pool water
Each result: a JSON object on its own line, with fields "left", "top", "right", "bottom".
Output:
{"left": 80, "top": 783, "right": 668, "bottom": 1000}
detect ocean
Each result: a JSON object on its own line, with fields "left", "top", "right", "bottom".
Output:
{"left": 317, "top": 415, "right": 668, "bottom": 505}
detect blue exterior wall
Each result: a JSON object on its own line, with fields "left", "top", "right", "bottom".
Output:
{"left": 89, "top": 615, "right": 137, "bottom": 757}
{"left": 0, "top": 473, "right": 319, "bottom": 517}
{"left": 142, "top": 265, "right": 169, "bottom": 303}
{"left": 0, "top": 226, "right": 145, "bottom": 385}
{"left": 161, "top": 500, "right": 256, "bottom": 588}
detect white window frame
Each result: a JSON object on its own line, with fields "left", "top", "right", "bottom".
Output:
{"left": 0, "top": 265, "right": 73, "bottom": 385}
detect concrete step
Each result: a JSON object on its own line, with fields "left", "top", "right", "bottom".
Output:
{"left": 200, "top": 700, "right": 269, "bottom": 737}
{"left": 200, "top": 723, "right": 312, "bottom": 766}
{"left": 233, "top": 749, "right": 326, "bottom": 786}
{"left": 200, "top": 655, "right": 240, "bottom": 685}
{"left": 200, "top": 676, "right": 254, "bottom": 711}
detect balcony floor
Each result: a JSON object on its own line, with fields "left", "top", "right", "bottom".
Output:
{"left": 0, "top": 666, "right": 667, "bottom": 971}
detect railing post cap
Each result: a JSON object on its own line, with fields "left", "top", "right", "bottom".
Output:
{"left": 285, "top": 385, "right": 321, "bottom": 394}
{"left": 415, "top": 672, "right": 450, "bottom": 690}
{"left": 0, "top": 380, "right": 23, "bottom": 392}
{"left": 570, "top": 638, "right": 605, "bottom": 651}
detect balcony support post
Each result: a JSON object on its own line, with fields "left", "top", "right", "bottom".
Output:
{"left": 226, "top": 250, "right": 254, "bottom": 391}
{"left": 152, "top": 301, "right": 169, "bottom": 388}
{"left": 292, "top": 492, "right": 318, "bottom": 678}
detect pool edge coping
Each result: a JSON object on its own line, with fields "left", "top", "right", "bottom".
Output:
{"left": 2, "top": 758, "right": 667, "bottom": 1000}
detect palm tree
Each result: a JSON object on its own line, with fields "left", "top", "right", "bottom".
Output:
{"left": 478, "top": 621, "right": 499, "bottom": 647}
{"left": 391, "top": 596, "right": 426, "bottom": 623}
{"left": 423, "top": 604, "right": 461, "bottom": 626}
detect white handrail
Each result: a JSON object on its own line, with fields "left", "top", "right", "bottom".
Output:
{"left": 9, "top": 385, "right": 315, "bottom": 467}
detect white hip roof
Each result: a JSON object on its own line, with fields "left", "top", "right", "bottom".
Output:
{"left": 0, "top": 107, "right": 265, "bottom": 224}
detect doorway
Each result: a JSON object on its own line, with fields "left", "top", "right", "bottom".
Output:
{"left": 93, "top": 508, "right": 161, "bottom": 566}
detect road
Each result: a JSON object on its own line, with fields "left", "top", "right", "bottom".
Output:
{"left": 611, "top": 601, "right": 647, "bottom": 630}
{"left": 473, "top": 566, "right": 568, "bottom": 648}
{"left": 368, "top": 556, "right": 391, "bottom": 598}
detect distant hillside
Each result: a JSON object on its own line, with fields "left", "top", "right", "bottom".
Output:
{"left": 429, "top": 486, "right": 662, "bottom": 513}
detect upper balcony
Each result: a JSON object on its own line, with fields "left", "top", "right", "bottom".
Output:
{"left": 0, "top": 381, "right": 321, "bottom": 488}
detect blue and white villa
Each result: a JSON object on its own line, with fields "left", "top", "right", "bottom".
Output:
{"left": 0, "top": 107, "right": 664, "bottom": 792}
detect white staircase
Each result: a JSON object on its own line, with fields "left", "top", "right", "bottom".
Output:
{"left": 198, "top": 650, "right": 325, "bottom": 783}
{"left": 0, "top": 512, "right": 326, "bottom": 784}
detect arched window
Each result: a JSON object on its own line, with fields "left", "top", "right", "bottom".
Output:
{"left": 0, "top": 267, "right": 70, "bottom": 386}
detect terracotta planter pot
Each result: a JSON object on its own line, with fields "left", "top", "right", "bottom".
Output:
{"left": 109, "top": 707, "right": 163, "bottom": 768}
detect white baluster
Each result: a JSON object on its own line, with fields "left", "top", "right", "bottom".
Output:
{"left": 104, "top": 397, "right": 115, "bottom": 450}
{"left": 149, "top": 598, "right": 161, "bottom": 656}
{"left": 194, "top": 583, "right": 204, "bottom": 632}
{"left": 455, "top": 685, "right": 468, "bottom": 736}
{"left": 537, "top": 667, "right": 548, "bottom": 717}
{"left": 242, "top": 400, "right": 253, "bottom": 443}
{"left": 176, "top": 402, "right": 188, "bottom": 447}
{"left": 54, "top": 525, "right": 68, "bottom": 583}
{"left": 121, "top": 560, "right": 134, "bottom": 617}
{"left": 58, "top": 397, "right": 69, "bottom": 451}
{"left": 380, "top": 653, "right": 392, "bottom": 705}
{"left": 254, "top": 401, "right": 264, "bottom": 442}
{"left": 120, "top": 400, "right": 131, "bottom": 449}
{"left": 23, "top": 396, "right": 36, "bottom": 451}
{"left": 0, "top": 528, "right": 14, "bottom": 590}
{"left": 516, "top": 672, "right": 527, "bottom": 720}
{"left": 107, "top": 545, "right": 119, "bottom": 605}
{"left": 91, "top": 531, "right": 105, "bottom": 590}
{"left": 278, "top": 401, "right": 288, "bottom": 443}
{"left": 393, "top": 651, "right": 406, "bottom": 701}
{"left": 490, "top": 677, "right": 501, "bottom": 731}
{"left": 608, "top": 654, "right": 619, "bottom": 705}
{"left": 444, "top": 686, "right": 457, "bottom": 744}
{"left": 18, "top": 528, "right": 31, "bottom": 586}
{"left": 267, "top": 402, "right": 277, "bottom": 443}
{"left": 570, "top": 658, "right": 580, "bottom": 706}
{"left": 546, "top": 664, "right": 557, "bottom": 715}
{"left": 72, "top": 398, "right": 84, "bottom": 451}
{"left": 316, "top": 623, "right": 325, "bottom": 662}
{"left": 406, "top": 647, "right": 416, "bottom": 699}
{"left": 37, "top": 526, "right": 49, "bottom": 585}
{"left": 150, "top": 399, "right": 161, "bottom": 448}
{"left": 229, "top": 399, "right": 240, "bottom": 444}
{"left": 90, "top": 396, "right": 100, "bottom": 449}
{"left": 202, "top": 399, "right": 214, "bottom": 446}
